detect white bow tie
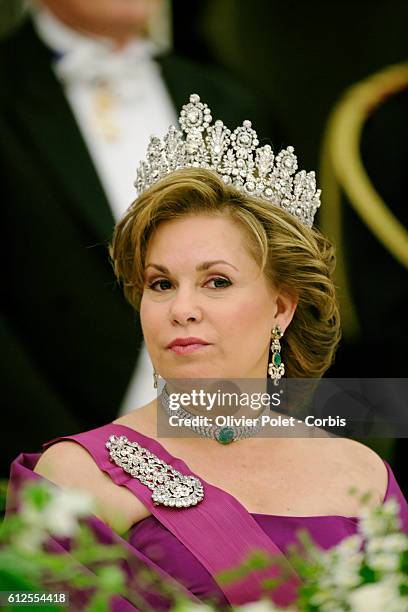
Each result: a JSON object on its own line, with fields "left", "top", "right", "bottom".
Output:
{"left": 55, "top": 40, "right": 155, "bottom": 100}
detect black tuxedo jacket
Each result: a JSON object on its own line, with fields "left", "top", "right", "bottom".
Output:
{"left": 0, "top": 20, "right": 280, "bottom": 474}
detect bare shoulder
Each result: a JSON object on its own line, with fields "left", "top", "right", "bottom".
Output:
{"left": 35, "top": 440, "right": 150, "bottom": 533}
{"left": 319, "top": 437, "right": 388, "bottom": 506}
{"left": 113, "top": 399, "right": 157, "bottom": 438}
{"left": 35, "top": 440, "right": 98, "bottom": 486}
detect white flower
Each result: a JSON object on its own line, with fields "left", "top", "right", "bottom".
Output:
{"left": 42, "top": 510, "right": 79, "bottom": 538}
{"left": 170, "top": 602, "right": 216, "bottom": 612}
{"left": 21, "top": 503, "right": 48, "bottom": 530}
{"left": 358, "top": 499, "right": 401, "bottom": 538}
{"left": 382, "top": 498, "right": 401, "bottom": 517}
{"left": 347, "top": 579, "right": 406, "bottom": 612}
{"left": 326, "top": 564, "right": 361, "bottom": 590}
{"left": 363, "top": 520, "right": 407, "bottom": 574}
{"left": 317, "top": 535, "right": 363, "bottom": 593}
{"left": 366, "top": 552, "right": 401, "bottom": 572}
{"left": 235, "top": 601, "right": 281, "bottom": 611}
{"left": 42, "top": 488, "right": 95, "bottom": 537}
{"left": 335, "top": 534, "right": 363, "bottom": 557}
{"left": 366, "top": 533, "right": 408, "bottom": 556}
{"left": 13, "top": 528, "right": 48, "bottom": 554}
{"left": 319, "top": 603, "right": 347, "bottom": 612}
{"left": 19, "top": 485, "right": 95, "bottom": 541}
{"left": 52, "top": 488, "right": 95, "bottom": 517}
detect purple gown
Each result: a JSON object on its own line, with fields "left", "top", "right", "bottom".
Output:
{"left": 9, "top": 423, "right": 408, "bottom": 611}
{"left": 128, "top": 455, "right": 408, "bottom": 608}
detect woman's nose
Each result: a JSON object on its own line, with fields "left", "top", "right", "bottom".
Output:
{"left": 169, "top": 287, "right": 203, "bottom": 325}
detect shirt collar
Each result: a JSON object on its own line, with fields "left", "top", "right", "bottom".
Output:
{"left": 31, "top": 6, "right": 155, "bottom": 61}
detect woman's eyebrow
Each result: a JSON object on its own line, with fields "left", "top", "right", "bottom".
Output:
{"left": 145, "top": 260, "right": 239, "bottom": 273}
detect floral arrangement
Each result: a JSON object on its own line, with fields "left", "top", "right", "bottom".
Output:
{"left": 0, "top": 480, "right": 186, "bottom": 610}
{"left": 1, "top": 481, "right": 407, "bottom": 611}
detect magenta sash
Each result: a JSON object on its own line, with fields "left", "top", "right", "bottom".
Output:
{"left": 41, "top": 424, "right": 300, "bottom": 607}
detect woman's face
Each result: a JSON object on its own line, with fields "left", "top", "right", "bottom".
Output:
{"left": 140, "top": 215, "right": 296, "bottom": 380}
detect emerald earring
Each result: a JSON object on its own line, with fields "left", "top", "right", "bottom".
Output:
{"left": 268, "top": 325, "right": 285, "bottom": 385}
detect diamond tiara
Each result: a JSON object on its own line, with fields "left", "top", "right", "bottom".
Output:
{"left": 134, "top": 94, "right": 321, "bottom": 227}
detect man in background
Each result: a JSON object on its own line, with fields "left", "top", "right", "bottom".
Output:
{"left": 0, "top": 0, "right": 280, "bottom": 475}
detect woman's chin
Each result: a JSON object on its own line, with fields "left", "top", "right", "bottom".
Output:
{"left": 158, "top": 354, "right": 250, "bottom": 381}
{"left": 161, "top": 367, "right": 248, "bottom": 383}
{"left": 163, "top": 369, "right": 217, "bottom": 381}
{"left": 160, "top": 363, "right": 223, "bottom": 381}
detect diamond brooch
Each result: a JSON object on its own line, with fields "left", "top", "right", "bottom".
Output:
{"left": 106, "top": 435, "right": 204, "bottom": 508}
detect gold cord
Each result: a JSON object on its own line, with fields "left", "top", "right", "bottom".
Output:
{"left": 319, "top": 62, "right": 408, "bottom": 340}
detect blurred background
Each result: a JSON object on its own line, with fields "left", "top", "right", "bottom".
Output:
{"left": 3, "top": 0, "right": 406, "bottom": 177}
{"left": 1, "top": 1, "right": 407, "bottom": 490}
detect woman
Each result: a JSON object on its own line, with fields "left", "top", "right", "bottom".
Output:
{"left": 10, "top": 95, "right": 408, "bottom": 610}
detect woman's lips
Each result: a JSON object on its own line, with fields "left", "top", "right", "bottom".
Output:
{"left": 169, "top": 344, "right": 211, "bottom": 355}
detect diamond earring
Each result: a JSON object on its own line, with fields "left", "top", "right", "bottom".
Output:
{"left": 153, "top": 369, "right": 159, "bottom": 389}
{"left": 268, "top": 325, "right": 285, "bottom": 385}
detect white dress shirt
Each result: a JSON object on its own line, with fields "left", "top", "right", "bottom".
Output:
{"left": 33, "top": 7, "right": 177, "bottom": 414}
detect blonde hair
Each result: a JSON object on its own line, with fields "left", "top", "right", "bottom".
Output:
{"left": 110, "top": 168, "right": 341, "bottom": 378}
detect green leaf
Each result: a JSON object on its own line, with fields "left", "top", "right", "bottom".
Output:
{"left": 95, "top": 566, "right": 125, "bottom": 593}
{"left": 0, "top": 515, "right": 26, "bottom": 540}
{"left": 261, "top": 577, "right": 280, "bottom": 590}
{"left": 0, "top": 554, "right": 43, "bottom": 581}
{"left": 74, "top": 543, "right": 126, "bottom": 565}
{"left": 360, "top": 490, "right": 373, "bottom": 504}
{"left": 216, "top": 566, "right": 247, "bottom": 585}
{"left": 400, "top": 549, "right": 408, "bottom": 574}
{"left": 243, "top": 550, "right": 272, "bottom": 570}
{"left": 86, "top": 593, "right": 111, "bottom": 612}
{"left": 22, "top": 482, "right": 53, "bottom": 511}
{"left": 0, "top": 568, "right": 41, "bottom": 591}
{"left": 170, "top": 599, "right": 210, "bottom": 611}
{"left": 69, "top": 573, "right": 98, "bottom": 589}
{"left": 75, "top": 524, "right": 97, "bottom": 549}
{"left": 359, "top": 563, "right": 378, "bottom": 583}
{"left": 0, "top": 479, "right": 9, "bottom": 512}
{"left": 399, "top": 583, "right": 408, "bottom": 596}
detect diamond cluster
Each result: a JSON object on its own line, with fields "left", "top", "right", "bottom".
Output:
{"left": 134, "top": 93, "right": 321, "bottom": 227}
{"left": 106, "top": 435, "right": 204, "bottom": 508}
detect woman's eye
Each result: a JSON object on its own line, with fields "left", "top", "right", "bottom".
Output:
{"left": 147, "top": 277, "right": 231, "bottom": 291}
{"left": 148, "top": 279, "right": 172, "bottom": 291}
{"left": 206, "top": 277, "right": 232, "bottom": 289}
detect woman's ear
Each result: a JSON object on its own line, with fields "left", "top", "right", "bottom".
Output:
{"left": 273, "top": 291, "right": 298, "bottom": 333}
